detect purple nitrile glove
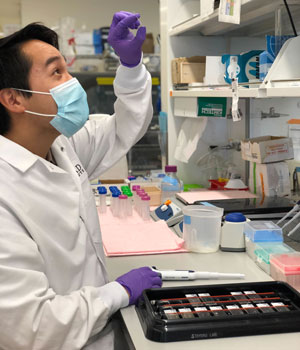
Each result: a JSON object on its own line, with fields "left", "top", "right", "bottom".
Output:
{"left": 116, "top": 266, "right": 162, "bottom": 305}
{"left": 107, "top": 11, "right": 146, "bottom": 68}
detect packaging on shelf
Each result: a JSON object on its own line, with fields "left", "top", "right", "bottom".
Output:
{"left": 241, "top": 136, "right": 294, "bottom": 163}
{"left": 75, "top": 45, "right": 102, "bottom": 55}
{"left": 248, "top": 161, "right": 291, "bottom": 197}
{"left": 171, "top": 56, "right": 206, "bottom": 84}
{"left": 75, "top": 29, "right": 102, "bottom": 46}
{"left": 288, "top": 119, "right": 300, "bottom": 161}
{"left": 259, "top": 35, "right": 294, "bottom": 81}
{"left": 142, "top": 33, "right": 155, "bottom": 53}
{"left": 222, "top": 50, "right": 263, "bottom": 84}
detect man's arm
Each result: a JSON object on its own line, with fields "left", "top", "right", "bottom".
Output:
{"left": 68, "top": 11, "right": 153, "bottom": 180}
{"left": 68, "top": 61, "right": 153, "bottom": 180}
{"left": 0, "top": 204, "right": 129, "bottom": 349}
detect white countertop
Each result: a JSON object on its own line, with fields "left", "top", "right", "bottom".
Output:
{"left": 105, "top": 250, "right": 300, "bottom": 349}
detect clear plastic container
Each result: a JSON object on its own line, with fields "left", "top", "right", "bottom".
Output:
{"left": 254, "top": 242, "right": 295, "bottom": 274}
{"left": 244, "top": 221, "right": 283, "bottom": 241}
{"left": 136, "top": 189, "right": 146, "bottom": 215}
{"left": 97, "top": 186, "right": 107, "bottom": 214}
{"left": 111, "top": 192, "right": 119, "bottom": 217}
{"left": 118, "top": 195, "right": 128, "bottom": 219}
{"left": 161, "top": 165, "right": 183, "bottom": 203}
{"left": 125, "top": 192, "right": 133, "bottom": 216}
{"left": 93, "top": 188, "right": 100, "bottom": 207}
{"left": 141, "top": 195, "right": 151, "bottom": 221}
{"left": 270, "top": 253, "right": 300, "bottom": 292}
{"left": 182, "top": 205, "right": 224, "bottom": 253}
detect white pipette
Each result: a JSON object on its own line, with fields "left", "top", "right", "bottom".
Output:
{"left": 282, "top": 209, "right": 300, "bottom": 230}
{"left": 287, "top": 219, "right": 300, "bottom": 237}
{"left": 152, "top": 267, "right": 245, "bottom": 281}
{"left": 277, "top": 201, "right": 300, "bottom": 226}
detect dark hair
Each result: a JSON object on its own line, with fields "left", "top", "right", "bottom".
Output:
{"left": 0, "top": 23, "right": 59, "bottom": 135}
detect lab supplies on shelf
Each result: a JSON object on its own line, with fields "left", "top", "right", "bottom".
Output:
{"left": 248, "top": 161, "right": 291, "bottom": 198}
{"left": 241, "top": 136, "right": 294, "bottom": 164}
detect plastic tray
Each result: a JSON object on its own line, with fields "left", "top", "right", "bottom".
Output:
{"left": 136, "top": 281, "right": 300, "bottom": 342}
{"left": 244, "top": 221, "right": 283, "bottom": 242}
{"left": 254, "top": 242, "right": 295, "bottom": 274}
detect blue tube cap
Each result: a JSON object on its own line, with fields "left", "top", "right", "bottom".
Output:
{"left": 98, "top": 186, "right": 107, "bottom": 194}
{"left": 225, "top": 212, "right": 246, "bottom": 222}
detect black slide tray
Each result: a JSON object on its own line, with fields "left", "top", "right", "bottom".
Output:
{"left": 136, "top": 281, "right": 300, "bottom": 342}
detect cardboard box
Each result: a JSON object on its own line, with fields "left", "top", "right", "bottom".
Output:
{"left": 142, "top": 33, "right": 154, "bottom": 53}
{"left": 171, "top": 56, "right": 206, "bottom": 84}
{"left": 241, "top": 136, "right": 294, "bottom": 163}
{"left": 141, "top": 186, "right": 161, "bottom": 206}
{"left": 249, "top": 161, "right": 291, "bottom": 197}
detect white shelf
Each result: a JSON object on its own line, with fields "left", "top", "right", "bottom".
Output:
{"left": 171, "top": 87, "right": 261, "bottom": 98}
{"left": 171, "top": 84, "right": 300, "bottom": 99}
{"left": 266, "top": 86, "right": 300, "bottom": 98}
{"left": 169, "top": 0, "right": 299, "bottom": 37}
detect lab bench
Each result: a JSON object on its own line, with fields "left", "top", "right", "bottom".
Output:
{"left": 105, "top": 250, "right": 300, "bottom": 350}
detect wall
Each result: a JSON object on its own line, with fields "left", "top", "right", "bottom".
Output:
{"left": 20, "top": 0, "right": 160, "bottom": 40}
{"left": 0, "top": 1, "right": 21, "bottom": 29}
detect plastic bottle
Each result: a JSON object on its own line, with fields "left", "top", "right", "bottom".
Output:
{"left": 118, "top": 195, "right": 128, "bottom": 219}
{"left": 122, "top": 190, "right": 133, "bottom": 216}
{"left": 97, "top": 186, "right": 107, "bottom": 214}
{"left": 141, "top": 195, "right": 151, "bottom": 221}
{"left": 136, "top": 189, "right": 145, "bottom": 215}
{"left": 161, "top": 165, "right": 183, "bottom": 203}
{"left": 132, "top": 185, "right": 140, "bottom": 208}
{"left": 93, "top": 188, "right": 100, "bottom": 207}
{"left": 111, "top": 192, "right": 119, "bottom": 217}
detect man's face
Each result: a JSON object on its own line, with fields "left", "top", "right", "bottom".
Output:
{"left": 21, "top": 39, "right": 72, "bottom": 120}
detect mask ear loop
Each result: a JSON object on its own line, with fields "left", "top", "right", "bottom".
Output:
{"left": 11, "top": 88, "right": 56, "bottom": 117}
{"left": 12, "top": 88, "right": 51, "bottom": 95}
{"left": 25, "top": 110, "right": 56, "bottom": 117}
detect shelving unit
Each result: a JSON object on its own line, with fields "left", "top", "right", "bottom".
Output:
{"left": 160, "top": 0, "right": 300, "bottom": 185}
{"left": 169, "top": 0, "right": 300, "bottom": 37}
{"left": 170, "top": 84, "right": 300, "bottom": 99}
{"left": 170, "top": 87, "right": 260, "bottom": 98}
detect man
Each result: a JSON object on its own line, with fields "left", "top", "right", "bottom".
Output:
{"left": 0, "top": 11, "right": 161, "bottom": 350}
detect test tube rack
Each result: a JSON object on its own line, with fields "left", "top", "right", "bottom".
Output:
{"left": 136, "top": 281, "right": 300, "bottom": 342}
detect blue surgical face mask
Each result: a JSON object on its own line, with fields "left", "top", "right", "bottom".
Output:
{"left": 13, "top": 78, "right": 89, "bottom": 137}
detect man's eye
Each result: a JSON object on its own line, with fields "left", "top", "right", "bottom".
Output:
{"left": 53, "top": 69, "right": 61, "bottom": 75}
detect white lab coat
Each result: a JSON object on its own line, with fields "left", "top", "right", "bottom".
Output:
{"left": 0, "top": 62, "right": 153, "bottom": 350}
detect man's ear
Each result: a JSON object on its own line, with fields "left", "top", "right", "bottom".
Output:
{"left": 0, "top": 89, "right": 26, "bottom": 114}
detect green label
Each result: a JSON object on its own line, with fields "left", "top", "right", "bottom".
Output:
{"left": 197, "top": 97, "right": 227, "bottom": 117}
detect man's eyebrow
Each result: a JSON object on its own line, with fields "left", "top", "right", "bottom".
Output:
{"left": 45, "top": 56, "right": 62, "bottom": 67}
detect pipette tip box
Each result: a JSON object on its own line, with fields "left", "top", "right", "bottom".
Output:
{"left": 136, "top": 281, "right": 300, "bottom": 342}
{"left": 254, "top": 242, "right": 295, "bottom": 274}
{"left": 244, "top": 221, "right": 283, "bottom": 261}
{"left": 270, "top": 253, "right": 300, "bottom": 292}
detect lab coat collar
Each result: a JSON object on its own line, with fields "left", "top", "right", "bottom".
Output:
{"left": 0, "top": 135, "right": 65, "bottom": 174}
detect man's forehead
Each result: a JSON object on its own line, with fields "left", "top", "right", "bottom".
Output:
{"left": 22, "top": 39, "right": 61, "bottom": 66}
